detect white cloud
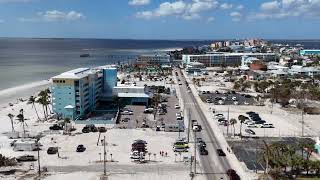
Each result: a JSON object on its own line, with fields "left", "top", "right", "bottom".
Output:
{"left": 128, "top": 0, "right": 150, "bottom": 6}
{"left": 207, "top": 16, "right": 215, "bottom": 22}
{"left": 136, "top": 0, "right": 218, "bottom": 20}
{"left": 236, "top": 5, "right": 244, "bottom": 10}
{"left": 261, "top": 1, "right": 281, "bottom": 12}
{"left": 19, "top": 10, "right": 85, "bottom": 22}
{"left": 250, "top": 0, "right": 320, "bottom": 20}
{"left": 220, "top": 3, "right": 233, "bottom": 10}
{"left": 230, "top": 11, "right": 242, "bottom": 22}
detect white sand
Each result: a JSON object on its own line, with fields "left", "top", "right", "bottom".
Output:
{"left": 0, "top": 80, "right": 51, "bottom": 108}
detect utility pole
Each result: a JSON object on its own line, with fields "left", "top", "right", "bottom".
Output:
{"left": 301, "top": 111, "right": 304, "bottom": 137}
{"left": 193, "top": 130, "right": 197, "bottom": 174}
{"left": 226, "top": 107, "right": 230, "bottom": 137}
{"left": 103, "top": 136, "right": 106, "bottom": 176}
{"left": 187, "top": 108, "right": 191, "bottom": 143}
{"left": 37, "top": 139, "right": 41, "bottom": 178}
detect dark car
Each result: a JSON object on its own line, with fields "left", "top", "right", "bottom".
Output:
{"left": 244, "top": 94, "right": 252, "bottom": 98}
{"left": 246, "top": 111, "right": 256, "bottom": 115}
{"left": 49, "top": 124, "right": 63, "bottom": 130}
{"left": 198, "top": 141, "right": 206, "bottom": 148}
{"left": 47, "top": 147, "right": 58, "bottom": 154}
{"left": 85, "top": 124, "right": 98, "bottom": 132}
{"left": 16, "top": 155, "right": 37, "bottom": 162}
{"left": 199, "top": 147, "right": 208, "bottom": 155}
{"left": 226, "top": 169, "right": 240, "bottom": 180}
{"left": 76, "top": 145, "right": 86, "bottom": 152}
{"left": 98, "top": 127, "right": 107, "bottom": 133}
{"left": 82, "top": 127, "right": 90, "bottom": 133}
{"left": 217, "top": 149, "right": 226, "bottom": 156}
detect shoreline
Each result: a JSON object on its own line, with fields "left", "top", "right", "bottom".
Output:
{"left": 0, "top": 79, "right": 51, "bottom": 109}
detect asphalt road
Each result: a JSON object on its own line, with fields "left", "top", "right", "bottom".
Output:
{"left": 176, "top": 70, "right": 232, "bottom": 180}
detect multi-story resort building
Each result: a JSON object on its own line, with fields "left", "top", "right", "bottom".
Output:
{"left": 135, "top": 54, "right": 171, "bottom": 67}
{"left": 52, "top": 67, "right": 116, "bottom": 120}
{"left": 182, "top": 52, "right": 277, "bottom": 67}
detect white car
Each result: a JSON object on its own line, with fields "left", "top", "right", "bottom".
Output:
{"left": 233, "top": 101, "right": 239, "bottom": 105}
{"left": 244, "top": 101, "right": 249, "bottom": 105}
{"left": 174, "top": 105, "right": 180, "bottom": 109}
{"left": 218, "top": 100, "right": 224, "bottom": 105}
{"left": 232, "top": 96, "right": 237, "bottom": 101}
{"left": 176, "top": 112, "right": 182, "bottom": 117}
{"left": 122, "top": 111, "right": 133, "bottom": 115}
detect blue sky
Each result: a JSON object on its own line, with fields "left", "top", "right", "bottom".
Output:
{"left": 0, "top": 0, "right": 319, "bottom": 39}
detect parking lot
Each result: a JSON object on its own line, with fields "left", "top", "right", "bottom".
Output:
{"left": 200, "top": 91, "right": 256, "bottom": 106}
{"left": 228, "top": 137, "right": 315, "bottom": 172}
{"left": 117, "top": 94, "right": 182, "bottom": 131}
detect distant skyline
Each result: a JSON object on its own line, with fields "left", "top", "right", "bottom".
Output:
{"left": 0, "top": 0, "right": 319, "bottom": 39}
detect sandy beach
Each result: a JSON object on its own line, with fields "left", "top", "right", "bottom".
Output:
{"left": 0, "top": 80, "right": 51, "bottom": 108}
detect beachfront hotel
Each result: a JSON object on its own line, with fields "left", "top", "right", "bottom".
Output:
{"left": 51, "top": 67, "right": 117, "bottom": 120}
{"left": 182, "top": 52, "right": 277, "bottom": 67}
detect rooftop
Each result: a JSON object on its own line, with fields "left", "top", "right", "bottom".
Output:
{"left": 52, "top": 68, "right": 101, "bottom": 79}
{"left": 118, "top": 93, "right": 150, "bottom": 98}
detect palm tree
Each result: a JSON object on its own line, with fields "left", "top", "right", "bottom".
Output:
{"left": 16, "top": 109, "right": 27, "bottom": 137}
{"left": 27, "top": 96, "right": 41, "bottom": 122}
{"left": 36, "top": 94, "right": 49, "bottom": 121}
{"left": 230, "top": 118, "right": 237, "bottom": 137}
{"left": 38, "top": 89, "right": 51, "bottom": 118}
{"left": 238, "top": 115, "right": 246, "bottom": 139}
{"left": 7, "top": 113, "right": 15, "bottom": 132}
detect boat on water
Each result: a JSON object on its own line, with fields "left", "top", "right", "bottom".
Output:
{"left": 80, "top": 53, "right": 90, "bottom": 57}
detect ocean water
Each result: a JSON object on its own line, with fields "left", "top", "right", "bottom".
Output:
{"left": 0, "top": 38, "right": 211, "bottom": 90}
{"left": 0, "top": 38, "right": 319, "bottom": 91}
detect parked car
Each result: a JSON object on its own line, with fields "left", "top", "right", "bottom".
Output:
{"left": 16, "top": 155, "right": 37, "bottom": 162}
{"left": 226, "top": 169, "right": 240, "bottom": 180}
{"left": 122, "top": 117, "right": 130, "bottom": 122}
{"left": 215, "top": 114, "right": 224, "bottom": 118}
{"left": 47, "top": 147, "right": 58, "bottom": 154}
{"left": 217, "top": 149, "right": 226, "bottom": 156}
{"left": 49, "top": 124, "right": 63, "bottom": 130}
{"left": 84, "top": 124, "right": 98, "bottom": 132}
{"left": 261, "top": 124, "right": 274, "bottom": 128}
{"left": 98, "top": 127, "right": 107, "bottom": 133}
{"left": 76, "top": 145, "right": 86, "bottom": 152}
{"left": 122, "top": 110, "right": 133, "bottom": 115}
{"left": 174, "top": 104, "right": 180, "bottom": 109}
{"left": 245, "top": 129, "right": 256, "bottom": 135}
{"left": 82, "top": 127, "right": 90, "bottom": 133}
{"left": 205, "top": 99, "right": 212, "bottom": 103}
